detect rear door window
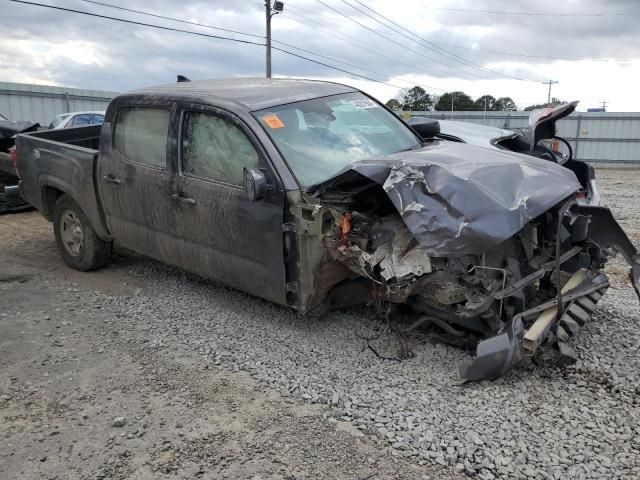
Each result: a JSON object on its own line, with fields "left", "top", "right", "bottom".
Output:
{"left": 113, "top": 107, "right": 170, "bottom": 168}
{"left": 90, "top": 114, "right": 104, "bottom": 125}
{"left": 181, "top": 112, "right": 259, "bottom": 186}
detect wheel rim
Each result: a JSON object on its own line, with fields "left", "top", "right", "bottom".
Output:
{"left": 60, "top": 210, "right": 84, "bottom": 257}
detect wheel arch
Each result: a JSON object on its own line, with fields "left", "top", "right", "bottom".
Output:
{"left": 38, "top": 175, "right": 112, "bottom": 241}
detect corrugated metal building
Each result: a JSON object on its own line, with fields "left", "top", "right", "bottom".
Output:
{"left": 409, "top": 110, "right": 640, "bottom": 164}
{"left": 0, "top": 81, "right": 117, "bottom": 127}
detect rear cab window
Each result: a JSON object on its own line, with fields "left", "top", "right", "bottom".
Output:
{"left": 113, "top": 107, "right": 170, "bottom": 168}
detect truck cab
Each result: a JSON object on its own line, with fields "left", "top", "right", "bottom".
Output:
{"left": 94, "top": 87, "right": 294, "bottom": 305}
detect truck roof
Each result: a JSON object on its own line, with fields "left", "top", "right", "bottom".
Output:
{"left": 128, "top": 77, "right": 358, "bottom": 111}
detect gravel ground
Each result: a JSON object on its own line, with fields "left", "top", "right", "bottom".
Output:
{"left": 2, "top": 168, "right": 640, "bottom": 480}
{"left": 0, "top": 213, "right": 457, "bottom": 480}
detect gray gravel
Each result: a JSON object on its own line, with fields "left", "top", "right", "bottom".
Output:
{"left": 3, "top": 169, "right": 638, "bottom": 479}
{"left": 70, "top": 168, "right": 639, "bottom": 480}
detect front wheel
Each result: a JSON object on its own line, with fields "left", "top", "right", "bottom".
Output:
{"left": 53, "top": 194, "right": 112, "bottom": 271}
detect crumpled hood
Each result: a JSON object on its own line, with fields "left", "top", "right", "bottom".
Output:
{"left": 0, "top": 120, "right": 40, "bottom": 152}
{"left": 317, "top": 141, "right": 582, "bottom": 256}
{"left": 0, "top": 120, "right": 39, "bottom": 139}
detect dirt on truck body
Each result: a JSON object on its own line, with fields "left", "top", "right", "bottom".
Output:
{"left": 15, "top": 77, "right": 640, "bottom": 381}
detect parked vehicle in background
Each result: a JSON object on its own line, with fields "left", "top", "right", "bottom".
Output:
{"left": 15, "top": 78, "right": 640, "bottom": 380}
{"left": 410, "top": 102, "right": 600, "bottom": 206}
{"left": 48, "top": 111, "right": 105, "bottom": 129}
{"left": 0, "top": 112, "right": 40, "bottom": 152}
{"left": 0, "top": 113, "right": 38, "bottom": 212}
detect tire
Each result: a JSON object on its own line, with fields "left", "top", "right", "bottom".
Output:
{"left": 53, "top": 194, "right": 112, "bottom": 271}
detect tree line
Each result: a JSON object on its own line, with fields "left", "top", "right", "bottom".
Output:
{"left": 385, "top": 86, "right": 525, "bottom": 112}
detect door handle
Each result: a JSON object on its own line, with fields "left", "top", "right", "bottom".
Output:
{"left": 103, "top": 174, "right": 121, "bottom": 185}
{"left": 170, "top": 193, "right": 196, "bottom": 206}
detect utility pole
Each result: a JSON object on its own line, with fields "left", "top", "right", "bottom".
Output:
{"left": 542, "top": 80, "right": 559, "bottom": 105}
{"left": 451, "top": 94, "right": 454, "bottom": 112}
{"left": 600, "top": 100, "right": 608, "bottom": 112}
{"left": 265, "top": 1, "right": 284, "bottom": 78}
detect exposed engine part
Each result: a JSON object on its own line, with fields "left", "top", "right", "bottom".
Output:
{"left": 321, "top": 193, "right": 640, "bottom": 381}
{"left": 330, "top": 215, "right": 433, "bottom": 283}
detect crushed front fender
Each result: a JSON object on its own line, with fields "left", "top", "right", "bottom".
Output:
{"left": 577, "top": 205, "right": 640, "bottom": 301}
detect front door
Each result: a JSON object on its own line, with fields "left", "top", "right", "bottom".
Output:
{"left": 96, "top": 103, "right": 176, "bottom": 260}
{"left": 167, "top": 106, "right": 287, "bottom": 305}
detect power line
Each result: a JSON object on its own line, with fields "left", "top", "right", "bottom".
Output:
{"left": 9, "top": 0, "right": 264, "bottom": 46}
{"left": 288, "top": 1, "right": 632, "bottom": 64}
{"left": 74, "top": 0, "right": 447, "bottom": 91}
{"left": 270, "top": 47, "right": 405, "bottom": 88}
{"left": 346, "top": 0, "right": 497, "bottom": 79}
{"left": 77, "top": 0, "right": 442, "bottom": 89}
{"left": 8, "top": 0, "right": 407, "bottom": 90}
{"left": 312, "top": 0, "right": 496, "bottom": 81}
{"left": 77, "top": 0, "right": 264, "bottom": 38}
{"left": 282, "top": 4, "right": 461, "bottom": 83}
{"left": 428, "top": 42, "right": 632, "bottom": 63}
{"left": 250, "top": 0, "right": 633, "bottom": 66}
{"left": 347, "top": 0, "right": 535, "bottom": 82}
{"left": 432, "top": 7, "right": 640, "bottom": 17}
{"left": 273, "top": 39, "right": 445, "bottom": 91}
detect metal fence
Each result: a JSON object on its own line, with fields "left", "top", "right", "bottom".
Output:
{"left": 407, "top": 110, "right": 640, "bottom": 164}
{"left": 2, "top": 82, "right": 638, "bottom": 164}
{"left": 0, "top": 81, "right": 117, "bottom": 127}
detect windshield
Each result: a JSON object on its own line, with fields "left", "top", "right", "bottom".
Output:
{"left": 255, "top": 92, "right": 421, "bottom": 187}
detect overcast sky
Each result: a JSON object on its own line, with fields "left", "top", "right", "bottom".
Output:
{"left": 2, "top": 0, "right": 639, "bottom": 111}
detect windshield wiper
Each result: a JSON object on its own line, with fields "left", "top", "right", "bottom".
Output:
{"left": 397, "top": 143, "right": 424, "bottom": 152}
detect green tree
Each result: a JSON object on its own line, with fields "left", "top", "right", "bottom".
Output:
{"left": 399, "top": 86, "right": 434, "bottom": 111}
{"left": 474, "top": 95, "right": 497, "bottom": 111}
{"left": 524, "top": 97, "right": 564, "bottom": 111}
{"left": 434, "top": 91, "right": 475, "bottom": 111}
{"left": 385, "top": 98, "right": 402, "bottom": 110}
{"left": 494, "top": 97, "right": 518, "bottom": 111}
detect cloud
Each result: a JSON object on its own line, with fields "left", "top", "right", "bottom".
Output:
{"left": 0, "top": 0, "right": 639, "bottom": 110}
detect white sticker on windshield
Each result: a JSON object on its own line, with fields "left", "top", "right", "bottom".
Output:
{"left": 349, "top": 99, "right": 377, "bottom": 109}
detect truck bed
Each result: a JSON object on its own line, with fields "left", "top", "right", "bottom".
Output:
{"left": 16, "top": 125, "right": 110, "bottom": 238}
{"left": 24, "top": 125, "right": 102, "bottom": 150}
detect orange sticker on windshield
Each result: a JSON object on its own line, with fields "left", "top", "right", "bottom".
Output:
{"left": 263, "top": 114, "right": 285, "bottom": 129}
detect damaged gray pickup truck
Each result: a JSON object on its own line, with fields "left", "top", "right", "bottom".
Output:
{"left": 16, "top": 78, "right": 640, "bottom": 380}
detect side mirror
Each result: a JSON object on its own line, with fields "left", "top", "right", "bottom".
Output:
{"left": 244, "top": 168, "right": 269, "bottom": 201}
{"left": 408, "top": 117, "right": 440, "bottom": 140}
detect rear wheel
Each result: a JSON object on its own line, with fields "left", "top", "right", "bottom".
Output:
{"left": 53, "top": 194, "right": 111, "bottom": 271}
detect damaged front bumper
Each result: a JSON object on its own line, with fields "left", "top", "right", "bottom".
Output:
{"left": 460, "top": 269, "right": 610, "bottom": 381}
{"left": 460, "top": 206, "right": 640, "bottom": 381}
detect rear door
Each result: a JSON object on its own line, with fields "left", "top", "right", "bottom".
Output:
{"left": 96, "top": 102, "right": 177, "bottom": 260}
{"left": 167, "top": 104, "right": 287, "bottom": 304}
